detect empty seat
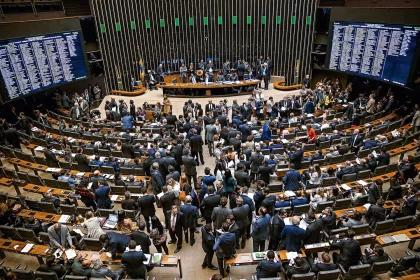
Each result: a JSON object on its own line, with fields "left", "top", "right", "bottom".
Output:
{"left": 391, "top": 254, "right": 417, "bottom": 274}
{"left": 111, "top": 186, "right": 126, "bottom": 195}
{"left": 339, "top": 263, "right": 371, "bottom": 280}
{"left": 351, "top": 223, "right": 370, "bottom": 235}
{"left": 77, "top": 206, "right": 94, "bottom": 216}
{"left": 333, "top": 198, "right": 352, "bottom": 210}
{"left": 374, "top": 220, "right": 394, "bottom": 235}
{"left": 292, "top": 204, "right": 310, "bottom": 216}
{"left": 291, "top": 272, "right": 315, "bottom": 280}
{"left": 12, "top": 269, "right": 34, "bottom": 280}
{"left": 101, "top": 166, "right": 115, "bottom": 174}
{"left": 321, "top": 177, "right": 337, "bottom": 187}
{"left": 329, "top": 156, "right": 343, "bottom": 164}
{"left": 0, "top": 225, "right": 21, "bottom": 240}
{"left": 83, "top": 238, "right": 103, "bottom": 251}
{"left": 392, "top": 216, "right": 413, "bottom": 231}
{"left": 369, "top": 260, "right": 394, "bottom": 277}
{"left": 60, "top": 204, "right": 77, "bottom": 215}
{"left": 17, "top": 228, "right": 40, "bottom": 243}
{"left": 341, "top": 173, "right": 357, "bottom": 183}
{"left": 373, "top": 166, "right": 388, "bottom": 176}
{"left": 356, "top": 170, "right": 371, "bottom": 179}
{"left": 38, "top": 201, "right": 58, "bottom": 214}
{"left": 315, "top": 201, "right": 334, "bottom": 213}
{"left": 98, "top": 208, "right": 116, "bottom": 216}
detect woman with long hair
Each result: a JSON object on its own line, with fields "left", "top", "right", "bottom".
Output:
{"left": 310, "top": 187, "right": 327, "bottom": 210}
{"left": 150, "top": 215, "right": 169, "bottom": 254}
{"left": 223, "top": 169, "right": 237, "bottom": 198}
{"left": 116, "top": 210, "right": 138, "bottom": 235}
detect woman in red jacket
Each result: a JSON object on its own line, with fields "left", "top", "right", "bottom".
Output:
{"left": 307, "top": 124, "right": 317, "bottom": 144}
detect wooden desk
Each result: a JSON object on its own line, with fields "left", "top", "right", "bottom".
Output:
{"left": 111, "top": 87, "right": 146, "bottom": 96}
{"left": 158, "top": 80, "right": 260, "bottom": 90}
{"left": 23, "top": 184, "right": 72, "bottom": 198}
{"left": 401, "top": 273, "right": 420, "bottom": 279}
{"left": 57, "top": 108, "right": 70, "bottom": 116}
{"left": 18, "top": 209, "right": 57, "bottom": 222}
{"left": 376, "top": 227, "right": 420, "bottom": 250}
{"left": 0, "top": 178, "right": 13, "bottom": 187}
{"left": 303, "top": 242, "right": 330, "bottom": 254}
{"left": 8, "top": 158, "right": 49, "bottom": 175}
{"left": 354, "top": 233, "right": 377, "bottom": 246}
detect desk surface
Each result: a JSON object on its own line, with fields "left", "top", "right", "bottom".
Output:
{"left": 157, "top": 80, "right": 260, "bottom": 89}
{"left": 376, "top": 227, "right": 420, "bottom": 245}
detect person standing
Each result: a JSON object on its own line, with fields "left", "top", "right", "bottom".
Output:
{"left": 121, "top": 240, "right": 147, "bottom": 279}
{"left": 130, "top": 221, "right": 151, "bottom": 254}
{"left": 251, "top": 206, "right": 271, "bottom": 252}
{"left": 190, "top": 128, "right": 205, "bottom": 165}
{"left": 180, "top": 195, "right": 199, "bottom": 246}
{"left": 261, "top": 63, "right": 270, "bottom": 90}
{"left": 180, "top": 63, "right": 188, "bottom": 83}
{"left": 165, "top": 205, "right": 185, "bottom": 254}
{"left": 137, "top": 187, "right": 156, "bottom": 233}
{"left": 212, "top": 197, "right": 233, "bottom": 233}
{"left": 213, "top": 222, "right": 236, "bottom": 277}
{"left": 232, "top": 196, "right": 250, "bottom": 249}
{"left": 182, "top": 149, "right": 198, "bottom": 187}
{"left": 201, "top": 223, "right": 219, "bottom": 271}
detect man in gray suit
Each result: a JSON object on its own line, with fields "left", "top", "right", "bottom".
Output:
{"left": 48, "top": 223, "right": 75, "bottom": 249}
{"left": 250, "top": 147, "right": 265, "bottom": 183}
{"left": 182, "top": 149, "right": 198, "bottom": 187}
{"left": 205, "top": 119, "right": 217, "bottom": 156}
{"left": 180, "top": 63, "right": 188, "bottom": 83}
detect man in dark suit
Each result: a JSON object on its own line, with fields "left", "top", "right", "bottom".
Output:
{"left": 38, "top": 255, "right": 67, "bottom": 278}
{"left": 336, "top": 161, "right": 356, "bottom": 181}
{"left": 99, "top": 232, "right": 131, "bottom": 260}
{"left": 280, "top": 216, "right": 305, "bottom": 252}
{"left": 137, "top": 187, "right": 156, "bottom": 233}
{"left": 331, "top": 229, "right": 362, "bottom": 270}
{"left": 182, "top": 149, "right": 198, "bottom": 187}
{"left": 180, "top": 196, "right": 198, "bottom": 246}
{"left": 376, "top": 147, "right": 390, "bottom": 166}
{"left": 130, "top": 221, "right": 151, "bottom": 254}
{"left": 160, "top": 186, "right": 176, "bottom": 221}
{"left": 232, "top": 196, "right": 250, "bottom": 249}
{"left": 165, "top": 205, "right": 185, "bottom": 253}
{"left": 44, "top": 145, "right": 59, "bottom": 167}
{"left": 121, "top": 191, "right": 138, "bottom": 210}
{"left": 284, "top": 256, "right": 310, "bottom": 279}
{"left": 367, "top": 154, "right": 378, "bottom": 173}
{"left": 291, "top": 191, "right": 308, "bottom": 208}
{"left": 250, "top": 147, "right": 265, "bottom": 182}
{"left": 190, "top": 129, "right": 204, "bottom": 165}
{"left": 320, "top": 207, "right": 337, "bottom": 234}
{"left": 256, "top": 250, "right": 282, "bottom": 278}
{"left": 234, "top": 164, "right": 250, "bottom": 188}
{"left": 201, "top": 224, "right": 218, "bottom": 270}
{"left": 229, "top": 134, "right": 242, "bottom": 152}
{"left": 361, "top": 244, "right": 389, "bottom": 265}
{"left": 348, "top": 129, "right": 363, "bottom": 153}
{"left": 74, "top": 147, "right": 90, "bottom": 172}
{"left": 268, "top": 209, "right": 286, "bottom": 251}
{"left": 239, "top": 120, "right": 252, "bottom": 142}
{"left": 368, "top": 179, "right": 383, "bottom": 204}
{"left": 121, "top": 240, "right": 147, "bottom": 279}
{"left": 205, "top": 100, "right": 216, "bottom": 113}
{"left": 283, "top": 163, "right": 302, "bottom": 191}
{"left": 258, "top": 160, "right": 273, "bottom": 185}
{"left": 303, "top": 212, "right": 323, "bottom": 246}
{"left": 287, "top": 143, "right": 304, "bottom": 169}
{"left": 201, "top": 186, "right": 221, "bottom": 224}
{"left": 402, "top": 186, "right": 419, "bottom": 216}
{"left": 365, "top": 198, "right": 386, "bottom": 228}
{"left": 4, "top": 123, "right": 21, "bottom": 149}
{"left": 121, "top": 138, "right": 134, "bottom": 158}
{"left": 213, "top": 222, "right": 236, "bottom": 277}
{"left": 217, "top": 111, "right": 228, "bottom": 128}
{"left": 310, "top": 253, "right": 337, "bottom": 275}
{"left": 239, "top": 187, "right": 256, "bottom": 238}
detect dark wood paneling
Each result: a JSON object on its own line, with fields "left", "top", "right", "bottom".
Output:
{"left": 90, "top": 0, "right": 317, "bottom": 89}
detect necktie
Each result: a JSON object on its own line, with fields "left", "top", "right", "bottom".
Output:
{"left": 171, "top": 214, "right": 176, "bottom": 231}
{"left": 197, "top": 193, "right": 201, "bottom": 206}
{"left": 353, "top": 135, "right": 357, "bottom": 147}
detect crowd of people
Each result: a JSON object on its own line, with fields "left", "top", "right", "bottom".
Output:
{"left": 1, "top": 74, "right": 420, "bottom": 280}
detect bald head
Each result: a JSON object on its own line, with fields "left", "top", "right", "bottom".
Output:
{"left": 54, "top": 223, "right": 61, "bottom": 232}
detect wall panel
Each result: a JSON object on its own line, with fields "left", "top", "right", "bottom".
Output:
{"left": 90, "top": 0, "right": 317, "bottom": 89}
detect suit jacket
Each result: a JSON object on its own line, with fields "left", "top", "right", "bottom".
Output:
{"left": 160, "top": 192, "right": 176, "bottom": 214}
{"left": 311, "top": 262, "right": 338, "bottom": 274}
{"left": 232, "top": 205, "right": 250, "bottom": 230}
{"left": 205, "top": 125, "right": 217, "bottom": 142}
{"left": 280, "top": 225, "right": 305, "bottom": 251}
{"left": 217, "top": 115, "right": 228, "bottom": 127}
{"left": 269, "top": 215, "right": 285, "bottom": 249}
{"left": 403, "top": 195, "right": 418, "bottom": 216}
{"left": 212, "top": 206, "right": 233, "bottom": 230}
{"left": 376, "top": 152, "right": 390, "bottom": 166}
{"left": 331, "top": 238, "right": 362, "bottom": 269}
{"left": 368, "top": 183, "right": 382, "bottom": 204}
{"left": 165, "top": 211, "right": 184, "bottom": 235}
{"left": 362, "top": 252, "right": 389, "bottom": 265}
{"left": 321, "top": 212, "right": 337, "bottom": 234}
{"left": 205, "top": 103, "right": 216, "bottom": 113}
{"left": 190, "top": 135, "right": 204, "bottom": 152}
{"left": 47, "top": 225, "right": 73, "bottom": 248}
{"left": 201, "top": 194, "right": 220, "bottom": 219}
{"left": 75, "top": 153, "right": 91, "bottom": 172}
{"left": 286, "top": 258, "right": 310, "bottom": 279}
{"left": 38, "top": 263, "right": 66, "bottom": 278}
{"left": 121, "top": 250, "right": 147, "bottom": 278}
{"left": 180, "top": 204, "right": 198, "bottom": 229}
{"left": 106, "top": 232, "right": 131, "bottom": 259}
{"left": 304, "top": 218, "right": 323, "bottom": 244}
{"left": 121, "top": 198, "right": 137, "bottom": 210}
{"left": 257, "top": 259, "right": 283, "bottom": 278}
{"left": 252, "top": 214, "right": 271, "bottom": 241}
{"left": 137, "top": 195, "right": 156, "bottom": 217}
{"left": 44, "top": 149, "right": 59, "bottom": 167}
{"left": 289, "top": 149, "right": 304, "bottom": 169}
{"left": 348, "top": 134, "right": 363, "bottom": 147}
{"left": 234, "top": 170, "right": 250, "bottom": 188}
{"left": 239, "top": 124, "right": 252, "bottom": 142}
{"left": 250, "top": 152, "right": 265, "bottom": 173}
{"left": 365, "top": 205, "right": 386, "bottom": 228}
{"left": 283, "top": 169, "right": 302, "bottom": 191}
{"left": 182, "top": 155, "right": 197, "bottom": 175}
{"left": 130, "top": 231, "right": 151, "bottom": 254}
{"left": 229, "top": 138, "right": 241, "bottom": 151}
{"left": 258, "top": 165, "right": 273, "bottom": 184}
{"left": 201, "top": 226, "right": 216, "bottom": 253}
{"left": 122, "top": 143, "right": 134, "bottom": 158}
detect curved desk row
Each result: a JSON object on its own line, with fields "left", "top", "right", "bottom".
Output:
{"left": 111, "top": 87, "right": 147, "bottom": 96}
{"left": 273, "top": 81, "right": 302, "bottom": 91}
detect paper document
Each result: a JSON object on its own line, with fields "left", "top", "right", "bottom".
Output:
{"left": 76, "top": 172, "right": 85, "bottom": 177}
{"left": 284, "top": 191, "right": 296, "bottom": 197}
{"left": 241, "top": 255, "right": 251, "bottom": 261}
{"left": 21, "top": 244, "right": 34, "bottom": 253}
{"left": 58, "top": 215, "right": 70, "bottom": 224}
{"left": 65, "top": 249, "right": 77, "bottom": 259}
{"left": 393, "top": 234, "right": 410, "bottom": 242}
{"left": 72, "top": 229, "right": 85, "bottom": 237}
{"left": 88, "top": 182, "right": 93, "bottom": 190}
{"left": 286, "top": 252, "right": 298, "bottom": 260}
{"left": 372, "top": 150, "right": 378, "bottom": 157}
{"left": 341, "top": 184, "right": 351, "bottom": 191}
{"left": 299, "top": 220, "right": 308, "bottom": 230}
{"left": 143, "top": 254, "right": 151, "bottom": 265}
{"left": 357, "top": 180, "right": 368, "bottom": 186}
{"left": 363, "top": 203, "right": 371, "bottom": 210}
{"left": 157, "top": 192, "right": 164, "bottom": 199}
{"left": 111, "top": 195, "right": 119, "bottom": 201}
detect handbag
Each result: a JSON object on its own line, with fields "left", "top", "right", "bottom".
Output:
{"left": 179, "top": 184, "right": 186, "bottom": 201}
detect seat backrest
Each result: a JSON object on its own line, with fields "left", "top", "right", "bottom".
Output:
{"left": 357, "top": 169, "right": 371, "bottom": 179}
{"left": 353, "top": 194, "right": 368, "bottom": 206}
{"left": 134, "top": 168, "right": 145, "bottom": 176}
{"left": 398, "top": 255, "right": 417, "bottom": 269}
{"left": 76, "top": 206, "right": 93, "bottom": 216}
{"left": 291, "top": 272, "right": 315, "bottom": 280}
{"left": 124, "top": 210, "right": 137, "bottom": 220}
{"left": 38, "top": 201, "right": 57, "bottom": 214}
{"left": 120, "top": 167, "right": 133, "bottom": 175}
{"left": 329, "top": 155, "right": 343, "bottom": 164}
{"left": 83, "top": 238, "right": 103, "bottom": 250}
{"left": 268, "top": 183, "right": 283, "bottom": 192}
{"left": 60, "top": 204, "right": 77, "bottom": 215}
{"left": 101, "top": 166, "right": 115, "bottom": 174}
{"left": 393, "top": 216, "right": 413, "bottom": 231}
{"left": 39, "top": 232, "right": 50, "bottom": 244}
{"left": 342, "top": 173, "right": 357, "bottom": 183}
{"left": 0, "top": 225, "right": 20, "bottom": 240}
{"left": 313, "top": 159, "right": 326, "bottom": 166}
{"left": 98, "top": 208, "right": 116, "bottom": 216}
{"left": 351, "top": 223, "right": 370, "bottom": 235}
{"left": 111, "top": 185, "right": 126, "bottom": 195}
{"left": 315, "top": 201, "right": 334, "bottom": 213}
{"left": 317, "top": 269, "right": 340, "bottom": 280}
{"left": 347, "top": 264, "right": 371, "bottom": 278}
{"left": 12, "top": 269, "right": 34, "bottom": 280}
{"left": 293, "top": 204, "right": 310, "bottom": 215}
{"left": 34, "top": 271, "right": 60, "bottom": 280}
{"left": 329, "top": 227, "right": 349, "bottom": 238}
{"left": 17, "top": 228, "right": 39, "bottom": 243}
{"left": 322, "top": 177, "right": 337, "bottom": 187}
{"left": 373, "top": 166, "right": 388, "bottom": 176}
{"left": 374, "top": 220, "right": 394, "bottom": 235}
{"left": 333, "top": 198, "right": 352, "bottom": 210}
{"left": 370, "top": 260, "right": 394, "bottom": 275}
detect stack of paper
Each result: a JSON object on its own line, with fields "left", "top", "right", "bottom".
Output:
{"left": 341, "top": 184, "right": 351, "bottom": 191}
{"left": 284, "top": 191, "right": 296, "bottom": 197}
{"left": 72, "top": 229, "right": 85, "bottom": 237}
{"left": 58, "top": 215, "right": 70, "bottom": 224}
{"left": 363, "top": 203, "right": 371, "bottom": 210}
{"left": 111, "top": 195, "right": 119, "bottom": 201}
{"left": 357, "top": 180, "right": 368, "bottom": 186}
{"left": 372, "top": 150, "right": 378, "bottom": 157}
{"left": 286, "top": 252, "right": 298, "bottom": 260}
{"left": 299, "top": 220, "right": 308, "bottom": 230}
{"left": 65, "top": 249, "right": 77, "bottom": 259}
{"left": 21, "top": 244, "right": 34, "bottom": 253}
{"left": 76, "top": 172, "right": 85, "bottom": 177}
{"left": 393, "top": 234, "right": 410, "bottom": 242}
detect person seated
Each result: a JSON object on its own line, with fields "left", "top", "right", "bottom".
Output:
{"left": 362, "top": 137, "right": 379, "bottom": 150}
{"left": 330, "top": 130, "right": 341, "bottom": 141}
{"left": 116, "top": 210, "right": 138, "bottom": 235}
{"left": 367, "top": 154, "right": 378, "bottom": 173}
{"left": 362, "top": 244, "right": 389, "bottom": 265}
{"left": 311, "top": 150, "right": 324, "bottom": 164}
{"left": 336, "top": 144, "right": 350, "bottom": 155}
{"left": 256, "top": 250, "right": 283, "bottom": 278}
{"left": 24, "top": 216, "right": 48, "bottom": 236}
{"left": 319, "top": 207, "right": 337, "bottom": 234}
{"left": 121, "top": 191, "right": 138, "bottom": 210}
{"left": 267, "top": 154, "right": 277, "bottom": 165}
{"left": 102, "top": 156, "right": 120, "bottom": 172}
{"left": 318, "top": 133, "right": 329, "bottom": 143}
{"left": 309, "top": 252, "right": 337, "bottom": 275}
{"left": 400, "top": 186, "right": 418, "bottom": 216}
{"left": 338, "top": 210, "right": 364, "bottom": 228}
{"left": 37, "top": 255, "right": 67, "bottom": 278}
{"left": 283, "top": 256, "right": 310, "bottom": 279}
{"left": 331, "top": 229, "right": 362, "bottom": 270}
{"left": 90, "top": 155, "right": 104, "bottom": 167}
{"left": 71, "top": 254, "right": 92, "bottom": 277}
{"left": 325, "top": 147, "right": 340, "bottom": 160}
{"left": 291, "top": 191, "right": 308, "bottom": 208}
{"left": 309, "top": 187, "right": 328, "bottom": 210}
{"left": 91, "top": 258, "right": 125, "bottom": 280}
{"left": 41, "top": 192, "right": 60, "bottom": 208}
{"left": 336, "top": 161, "right": 356, "bottom": 181}
{"left": 355, "top": 158, "right": 369, "bottom": 173}
{"left": 275, "top": 194, "right": 290, "bottom": 208}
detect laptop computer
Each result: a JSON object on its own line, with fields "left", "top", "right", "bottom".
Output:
{"left": 103, "top": 214, "right": 118, "bottom": 229}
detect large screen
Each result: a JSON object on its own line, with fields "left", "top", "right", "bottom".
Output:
{"left": 0, "top": 31, "right": 88, "bottom": 101}
{"left": 328, "top": 22, "right": 420, "bottom": 87}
